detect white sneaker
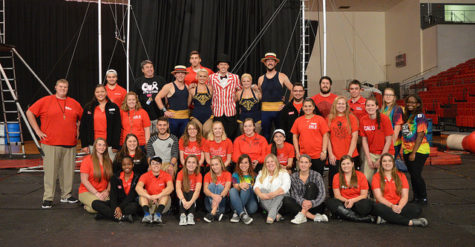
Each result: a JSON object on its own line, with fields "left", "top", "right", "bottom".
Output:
{"left": 179, "top": 213, "right": 187, "bottom": 226}
{"left": 230, "top": 212, "right": 240, "bottom": 223}
{"left": 314, "top": 213, "right": 328, "bottom": 222}
{"left": 290, "top": 212, "right": 307, "bottom": 224}
{"left": 187, "top": 213, "right": 195, "bottom": 225}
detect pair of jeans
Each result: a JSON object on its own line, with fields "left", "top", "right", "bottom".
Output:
{"left": 229, "top": 187, "right": 258, "bottom": 215}
{"left": 205, "top": 183, "right": 227, "bottom": 214}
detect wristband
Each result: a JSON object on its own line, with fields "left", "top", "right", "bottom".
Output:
{"left": 162, "top": 108, "right": 167, "bottom": 112}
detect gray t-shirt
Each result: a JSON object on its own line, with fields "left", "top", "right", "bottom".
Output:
{"left": 146, "top": 134, "right": 179, "bottom": 163}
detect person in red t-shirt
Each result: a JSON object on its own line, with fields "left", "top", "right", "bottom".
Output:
{"left": 179, "top": 121, "right": 205, "bottom": 167}
{"left": 136, "top": 156, "right": 174, "bottom": 224}
{"left": 80, "top": 84, "right": 121, "bottom": 161}
{"left": 26, "top": 79, "right": 83, "bottom": 209}
{"left": 203, "top": 156, "right": 232, "bottom": 222}
{"left": 348, "top": 80, "right": 367, "bottom": 121}
{"left": 291, "top": 98, "right": 329, "bottom": 176}
{"left": 105, "top": 69, "right": 127, "bottom": 107}
{"left": 232, "top": 118, "right": 268, "bottom": 173}
{"left": 360, "top": 97, "right": 395, "bottom": 182}
{"left": 205, "top": 121, "right": 233, "bottom": 171}
{"left": 326, "top": 155, "right": 373, "bottom": 222}
{"left": 176, "top": 155, "right": 202, "bottom": 225}
{"left": 371, "top": 154, "right": 428, "bottom": 227}
{"left": 311, "top": 76, "right": 338, "bottom": 118}
{"left": 267, "top": 129, "right": 295, "bottom": 173}
{"left": 91, "top": 156, "right": 140, "bottom": 222}
{"left": 326, "top": 96, "right": 359, "bottom": 197}
{"left": 184, "top": 50, "right": 214, "bottom": 87}
{"left": 120, "top": 92, "right": 151, "bottom": 148}
{"left": 78, "top": 138, "right": 114, "bottom": 214}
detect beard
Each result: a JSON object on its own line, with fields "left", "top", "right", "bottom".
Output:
{"left": 320, "top": 87, "right": 331, "bottom": 94}
{"left": 266, "top": 66, "right": 275, "bottom": 72}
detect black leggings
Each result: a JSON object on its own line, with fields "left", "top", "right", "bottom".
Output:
{"left": 404, "top": 153, "right": 429, "bottom": 199}
{"left": 326, "top": 198, "right": 373, "bottom": 216}
{"left": 328, "top": 160, "right": 341, "bottom": 198}
{"left": 371, "top": 202, "right": 422, "bottom": 225}
{"left": 92, "top": 200, "right": 140, "bottom": 219}
{"left": 179, "top": 191, "right": 197, "bottom": 214}
{"left": 282, "top": 182, "right": 324, "bottom": 217}
{"left": 311, "top": 159, "right": 325, "bottom": 176}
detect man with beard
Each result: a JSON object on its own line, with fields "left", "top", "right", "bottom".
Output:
{"left": 257, "top": 52, "right": 293, "bottom": 141}
{"left": 208, "top": 54, "right": 241, "bottom": 140}
{"left": 311, "top": 76, "right": 337, "bottom": 118}
{"left": 104, "top": 69, "right": 127, "bottom": 106}
{"left": 184, "top": 51, "right": 214, "bottom": 87}
{"left": 133, "top": 60, "right": 166, "bottom": 134}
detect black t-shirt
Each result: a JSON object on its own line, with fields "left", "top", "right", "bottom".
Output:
{"left": 133, "top": 75, "right": 166, "bottom": 120}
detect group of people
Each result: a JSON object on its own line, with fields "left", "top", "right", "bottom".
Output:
{"left": 26, "top": 51, "right": 430, "bottom": 227}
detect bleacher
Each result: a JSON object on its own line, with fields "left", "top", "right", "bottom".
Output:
{"left": 414, "top": 58, "right": 475, "bottom": 128}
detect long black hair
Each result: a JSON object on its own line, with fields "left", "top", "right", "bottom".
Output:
{"left": 403, "top": 94, "right": 423, "bottom": 123}
{"left": 85, "top": 84, "right": 111, "bottom": 111}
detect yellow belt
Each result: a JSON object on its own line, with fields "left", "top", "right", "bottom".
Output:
{"left": 169, "top": 109, "right": 190, "bottom": 119}
{"left": 261, "top": 102, "right": 283, "bottom": 112}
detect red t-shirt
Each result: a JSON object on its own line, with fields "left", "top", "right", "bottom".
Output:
{"left": 176, "top": 170, "right": 203, "bottom": 191}
{"left": 291, "top": 115, "right": 330, "bottom": 159}
{"left": 28, "top": 95, "right": 83, "bottom": 146}
{"left": 79, "top": 155, "right": 109, "bottom": 194}
{"left": 332, "top": 171, "right": 368, "bottom": 199}
{"left": 204, "top": 138, "right": 233, "bottom": 163}
{"left": 106, "top": 84, "right": 127, "bottom": 107}
{"left": 311, "top": 93, "right": 338, "bottom": 118}
{"left": 184, "top": 66, "right": 214, "bottom": 86}
{"left": 203, "top": 171, "right": 232, "bottom": 186}
{"left": 120, "top": 171, "right": 134, "bottom": 195}
{"left": 138, "top": 170, "right": 172, "bottom": 195}
{"left": 232, "top": 134, "right": 268, "bottom": 163}
{"left": 359, "top": 114, "right": 395, "bottom": 155}
{"left": 371, "top": 172, "right": 409, "bottom": 205}
{"left": 293, "top": 101, "right": 303, "bottom": 114}
{"left": 94, "top": 106, "right": 108, "bottom": 140}
{"left": 348, "top": 97, "right": 367, "bottom": 121}
{"left": 327, "top": 114, "right": 359, "bottom": 160}
{"left": 120, "top": 108, "right": 151, "bottom": 146}
{"left": 179, "top": 138, "right": 204, "bottom": 163}
{"left": 266, "top": 142, "right": 295, "bottom": 166}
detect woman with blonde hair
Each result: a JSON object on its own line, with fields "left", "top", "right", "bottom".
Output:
{"left": 236, "top": 73, "right": 262, "bottom": 134}
{"left": 203, "top": 156, "right": 232, "bottom": 222}
{"left": 326, "top": 96, "right": 359, "bottom": 197}
{"left": 189, "top": 69, "right": 213, "bottom": 137}
{"left": 205, "top": 121, "right": 233, "bottom": 172}
{"left": 120, "top": 92, "right": 151, "bottom": 150}
{"left": 254, "top": 153, "right": 291, "bottom": 224}
{"left": 79, "top": 138, "right": 114, "bottom": 214}
{"left": 176, "top": 155, "right": 202, "bottom": 225}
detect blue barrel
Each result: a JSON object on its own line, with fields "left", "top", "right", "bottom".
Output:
{"left": 5, "top": 123, "right": 21, "bottom": 143}
{"left": 426, "top": 119, "right": 433, "bottom": 144}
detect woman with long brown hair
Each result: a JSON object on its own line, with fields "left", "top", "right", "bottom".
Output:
{"left": 371, "top": 153, "right": 428, "bottom": 227}
{"left": 113, "top": 133, "right": 148, "bottom": 176}
{"left": 120, "top": 92, "right": 151, "bottom": 150}
{"left": 179, "top": 120, "right": 205, "bottom": 167}
{"left": 79, "top": 138, "right": 114, "bottom": 214}
{"left": 229, "top": 154, "right": 257, "bottom": 224}
{"left": 176, "top": 155, "right": 202, "bottom": 226}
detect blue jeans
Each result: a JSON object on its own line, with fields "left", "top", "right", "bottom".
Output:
{"left": 261, "top": 110, "right": 280, "bottom": 141}
{"left": 229, "top": 187, "right": 258, "bottom": 215}
{"left": 169, "top": 118, "right": 189, "bottom": 139}
{"left": 205, "top": 183, "right": 227, "bottom": 214}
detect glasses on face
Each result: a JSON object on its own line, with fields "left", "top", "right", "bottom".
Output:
{"left": 188, "top": 127, "right": 197, "bottom": 131}
{"left": 384, "top": 94, "right": 395, "bottom": 97}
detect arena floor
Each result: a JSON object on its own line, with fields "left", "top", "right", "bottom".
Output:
{"left": 0, "top": 153, "right": 474, "bottom": 246}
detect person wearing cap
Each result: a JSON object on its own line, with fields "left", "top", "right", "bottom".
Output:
{"left": 133, "top": 60, "right": 166, "bottom": 134}
{"left": 156, "top": 65, "right": 192, "bottom": 138}
{"left": 184, "top": 50, "right": 214, "bottom": 87}
{"left": 208, "top": 54, "right": 241, "bottom": 140}
{"left": 311, "top": 76, "right": 338, "bottom": 118}
{"left": 136, "top": 156, "right": 174, "bottom": 224}
{"left": 258, "top": 52, "right": 293, "bottom": 142}
{"left": 279, "top": 83, "right": 311, "bottom": 144}
{"left": 267, "top": 129, "right": 295, "bottom": 174}
{"left": 105, "top": 69, "right": 127, "bottom": 107}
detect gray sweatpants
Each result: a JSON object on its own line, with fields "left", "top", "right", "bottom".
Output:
{"left": 259, "top": 189, "right": 285, "bottom": 220}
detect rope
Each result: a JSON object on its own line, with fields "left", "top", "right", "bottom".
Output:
{"left": 279, "top": 10, "right": 301, "bottom": 70}
{"left": 65, "top": 2, "right": 91, "bottom": 79}
{"left": 131, "top": 6, "right": 150, "bottom": 60}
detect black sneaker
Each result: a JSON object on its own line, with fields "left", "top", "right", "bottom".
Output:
{"left": 42, "top": 200, "right": 53, "bottom": 209}
{"left": 418, "top": 198, "right": 428, "bottom": 206}
{"left": 60, "top": 196, "right": 78, "bottom": 204}
{"left": 216, "top": 213, "right": 224, "bottom": 222}
{"left": 122, "top": 214, "right": 134, "bottom": 223}
{"left": 203, "top": 213, "right": 214, "bottom": 223}
{"left": 94, "top": 214, "right": 105, "bottom": 220}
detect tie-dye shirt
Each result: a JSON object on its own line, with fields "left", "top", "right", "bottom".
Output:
{"left": 232, "top": 173, "right": 255, "bottom": 186}
{"left": 382, "top": 105, "right": 404, "bottom": 146}
{"left": 401, "top": 113, "right": 430, "bottom": 155}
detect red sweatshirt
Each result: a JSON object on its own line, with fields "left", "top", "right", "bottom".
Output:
{"left": 232, "top": 134, "right": 268, "bottom": 164}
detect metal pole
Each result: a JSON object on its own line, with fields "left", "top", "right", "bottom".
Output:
{"left": 0, "top": 63, "right": 44, "bottom": 156}
{"left": 323, "top": 0, "right": 327, "bottom": 76}
{"left": 98, "top": 0, "right": 102, "bottom": 84}
{"left": 301, "top": 0, "right": 306, "bottom": 87}
{"left": 12, "top": 48, "right": 52, "bottom": 95}
{"left": 126, "top": 0, "right": 131, "bottom": 91}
